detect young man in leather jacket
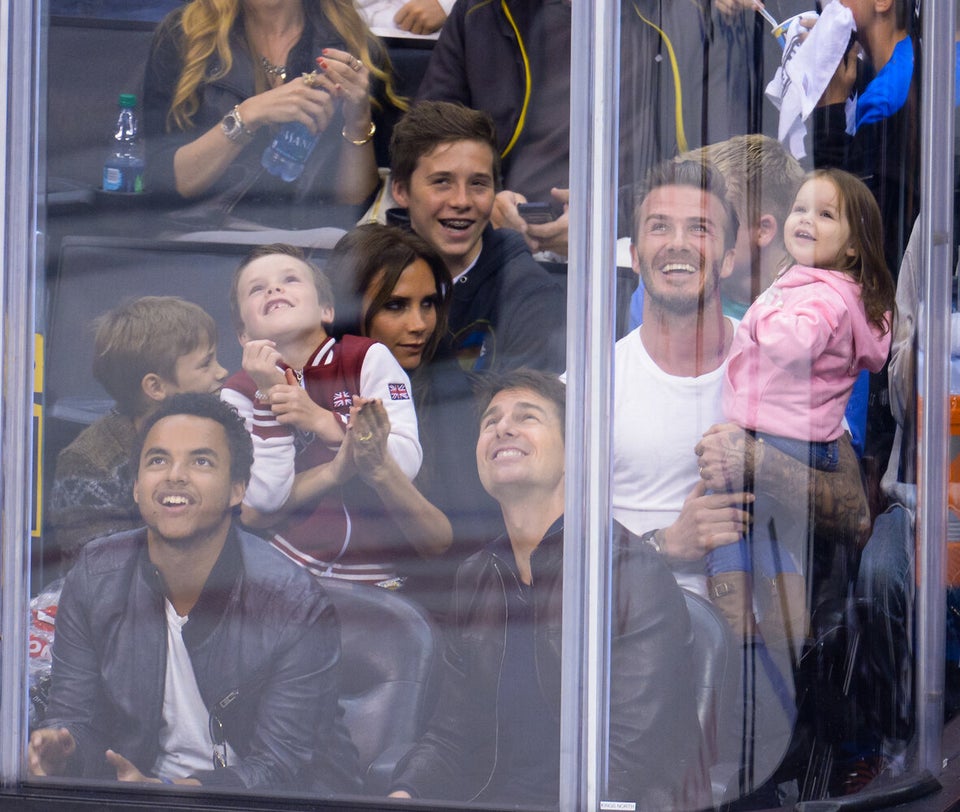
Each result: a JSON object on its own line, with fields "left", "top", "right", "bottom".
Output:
{"left": 29, "top": 394, "right": 359, "bottom": 794}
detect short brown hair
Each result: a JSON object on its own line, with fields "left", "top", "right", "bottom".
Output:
{"left": 389, "top": 101, "right": 501, "bottom": 190}
{"left": 476, "top": 368, "right": 566, "bottom": 438}
{"left": 92, "top": 296, "right": 217, "bottom": 417}
{"left": 328, "top": 224, "right": 451, "bottom": 366}
{"left": 633, "top": 159, "right": 740, "bottom": 252}
{"left": 682, "top": 135, "right": 803, "bottom": 239}
{"left": 229, "top": 243, "right": 334, "bottom": 335}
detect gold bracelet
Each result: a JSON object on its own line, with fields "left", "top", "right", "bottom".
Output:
{"left": 341, "top": 120, "right": 376, "bottom": 146}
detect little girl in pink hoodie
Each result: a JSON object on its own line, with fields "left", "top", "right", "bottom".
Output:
{"left": 706, "top": 168, "right": 895, "bottom": 649}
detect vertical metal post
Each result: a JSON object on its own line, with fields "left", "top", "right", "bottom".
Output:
{"left": 0, "top": 0, "right": 41, "bottom": 786}
{"left": 560, "top": 0, "right": 620, "bottom": 808}
{"left": 916, "top": 0, "right": 955, "bottom": 777}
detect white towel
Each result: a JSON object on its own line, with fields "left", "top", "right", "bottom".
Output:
{"left": 765, "top": 2, "right": 857, "bottom": 160}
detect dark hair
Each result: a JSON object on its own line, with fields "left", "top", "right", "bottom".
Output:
{"left": 797, "top": 169, "right": 895, "bottom": 334}
{"left": 229, "top": 243, "right": 334, "bottom": 335}
{"left": 632, "top": 159, "right": 740, "bottom": 252}
{"left": 389, "top": 101, "right": 501, "bottom": 190}
{"left": 327, "top": 224, "right": 452, "bottom": 365}
{"left": 476, "top": 368, "right": 566, "bottom": 438}
{"left": 92, "top": 296, "right": 217, "bottom": 417}
{"left": 134, "top": 393, "right": 254, "bottom": 486}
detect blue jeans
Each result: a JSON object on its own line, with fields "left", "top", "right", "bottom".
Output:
{"left": 707, "top": 432, "right": 839, "bottom": 577}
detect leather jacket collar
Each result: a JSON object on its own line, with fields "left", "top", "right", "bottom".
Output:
{"left": 136, "top": 524, "right": 243, "bottom": 648}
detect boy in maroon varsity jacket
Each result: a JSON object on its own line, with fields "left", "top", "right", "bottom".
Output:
{"left": 221, "top": 244, "right": 422, "bottom": 584}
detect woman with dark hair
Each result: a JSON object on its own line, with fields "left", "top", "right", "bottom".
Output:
{"left": 143, "top": 0, "right": 403, "bottom": 230}
{"left": 328, "top": 223, "right": 499, "bottom": 614}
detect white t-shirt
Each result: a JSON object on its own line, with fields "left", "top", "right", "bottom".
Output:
{"left": 152, "top": 600, "right": 238, "bottom": 780}
{"left": 612, "top": 325, "right": 733, "bottom": 595}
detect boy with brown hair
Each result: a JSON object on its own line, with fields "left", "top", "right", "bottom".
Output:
{"left": 48, "top": 296, "right": 227, "bottom": 563}
{"left": 220, "top": 243, "right": 423, "bottom": 584}
{"left": 389, "top": 101, "right": 566, "bottom": 373}
{"left": 685, "top": 134, "right": 804, "bottom": 319}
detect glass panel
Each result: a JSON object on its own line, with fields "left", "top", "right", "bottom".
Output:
{"left": 604, "top": 0, "right": 946, "bottom": 808}
{"left": 3, "top": 0, "right": 958, "bottom": 810}
{"left": 32, "top": 1, "right": 569, "bottom": 808}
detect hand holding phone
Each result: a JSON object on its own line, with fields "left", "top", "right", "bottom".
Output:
{"left": 517, "top": 202, "right": 557, "bottom": 225}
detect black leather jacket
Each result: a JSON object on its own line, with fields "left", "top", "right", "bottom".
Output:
{"left": 391, "top": 519, "right": 709, "bottom": 809}
{"left": 41, "top": 526, "right": 360, "bottom": 793}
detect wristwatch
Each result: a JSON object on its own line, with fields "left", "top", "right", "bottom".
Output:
{"left": 221, "top": 105, "right": 255, "bottom": 145}
{"left": 638, "top": 528, "right": 663, "bottom": 554}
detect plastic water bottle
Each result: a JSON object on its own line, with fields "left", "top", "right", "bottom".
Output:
{"left": 261, "top": 122, "right": 319, "bottom": 182}
{"left": 102, "top": 93, "right": 145, "bottom": 193}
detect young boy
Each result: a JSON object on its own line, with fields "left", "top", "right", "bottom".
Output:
{"left": 220, "top": 243, "right": 422, "bottom": 584}
{"left": 48, "top": 296, "right": 227, "bottom": 565}
{"left": 389, "top": 101, "right": 566, "bottom": 374}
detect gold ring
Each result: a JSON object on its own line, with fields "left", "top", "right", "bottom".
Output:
{"left": 302, "top": 71, "right": 318, "bottom": 87}
{"left": 357, "top": 431, "right": 373, "bottom": 442}
{"left": 350, "top": 57, "right": 362, "bottom": 72}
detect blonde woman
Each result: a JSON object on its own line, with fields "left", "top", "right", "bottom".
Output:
{"left": 143, "top": 0, "right": 402, "bottom": 229}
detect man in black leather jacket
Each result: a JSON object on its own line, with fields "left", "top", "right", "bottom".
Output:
{"left": 389, "top": 370, "right": 709, "bottom": 808}
{"left": 29, "top": 394, "right": 359, "bottom": 794}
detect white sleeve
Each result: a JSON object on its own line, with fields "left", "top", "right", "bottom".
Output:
{"left": 220, "top": 386, "right": 295, "bottom": 513}
{"left": 438, "top": 0, "right": 456, "bottom": 14}
{"left": 358, "top": 343, "right": 423, "bottom": 481}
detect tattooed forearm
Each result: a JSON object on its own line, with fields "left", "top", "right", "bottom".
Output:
{"left": 750, "top": 432, "right": 870, "bottom": 550}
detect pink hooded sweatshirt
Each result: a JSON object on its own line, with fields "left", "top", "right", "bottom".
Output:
{"left": 723, "top": 264, "right": 891, "bottom": 442}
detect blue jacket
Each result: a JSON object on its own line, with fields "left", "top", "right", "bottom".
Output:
{"left": 41, "top": 525, "right": 360, "bottom": 793}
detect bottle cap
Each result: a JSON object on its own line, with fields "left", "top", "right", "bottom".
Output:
{"left": 118, "top": 93, "right": 137, "bottom": 107}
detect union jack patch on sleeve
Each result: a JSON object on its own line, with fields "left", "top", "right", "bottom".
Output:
{"left": 388, "top": 383, "right": 410, "bottom": 400}
{"left": 333, "top": 391, "right": 353, "bottom": 408}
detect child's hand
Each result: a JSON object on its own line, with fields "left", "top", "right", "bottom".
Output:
{"left": 242, "top": 339, "right": 285, "bottom": 392}
{"left": 269, "top": 380, "right": 344, "bottom": 444}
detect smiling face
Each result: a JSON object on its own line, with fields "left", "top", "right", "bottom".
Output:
{"left": 134, "top": 414, "right": 245, "bottom": 549}
{"left": 784, "top": 177, "right": 856, "bottom": 271}
{"left": 392, "top": 139, "right": 497, "bottom": 277}
{"left": 476, "top": 387, "right": 565, "bottom": 503}
{"left": 365, "top": 258, "right": 439, "bottom": 371}
{"left": 165, "top": 342, "right": 228, "bottom": 396}
{"left": 631, "top": 184, "right": 734, "bottom": 317}
{"left": 235, "top": 254, "right": 333, "bottom": 345}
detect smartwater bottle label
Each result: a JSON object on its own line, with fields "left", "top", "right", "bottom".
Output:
{"left": 103, "top": 167, "right": 122, "bottom": 191}
{"left": 273, "top": 123, "right": 316, "bottom": 162}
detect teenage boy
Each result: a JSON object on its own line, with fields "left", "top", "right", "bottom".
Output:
{"left": 389, "top": 101, "right": 566, "bottom": 374}
{"left": 48, "top": 296, "right": 228, "bottom": 565}
{"left": 30, "top": 394, "right": 359, "bottom": 792}
{"left": 220, "top": 243, "right": 422, "bottom": 584}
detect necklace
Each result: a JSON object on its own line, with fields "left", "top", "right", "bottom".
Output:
{"left": 260, "top": 56, "right": 287, "bottom": 81}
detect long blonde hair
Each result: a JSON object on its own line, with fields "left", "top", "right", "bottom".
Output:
{"left": 168, "top": 0, "right": 404, "bottom": 131}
